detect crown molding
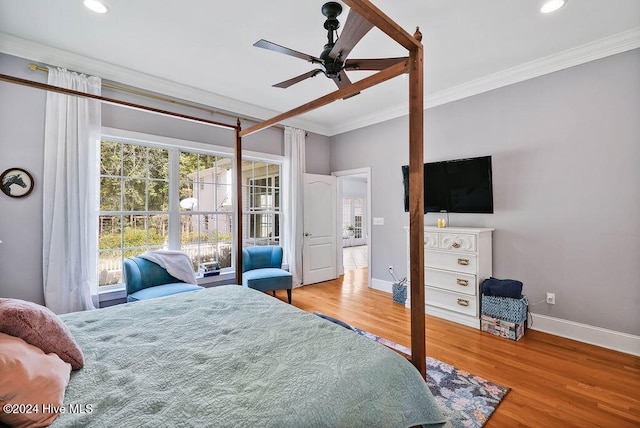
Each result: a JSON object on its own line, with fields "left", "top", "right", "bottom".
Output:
{"left": 424, "top": 27, "right": 640, "bottom": 110}
{"left": 327, "top": 102, "right": 409, "bottom": 136}
{"left": 327, "top": 27, "right": 640, "bottom": 136}
{"left": 0, "top": 33, "right": 331, "bottom": 136}
{"left": 2, "top": 28, "right": 638, "bottom": 137}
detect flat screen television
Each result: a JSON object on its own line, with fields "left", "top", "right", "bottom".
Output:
{"left": 402, "top": 155, "right": 493, "bottom": 214}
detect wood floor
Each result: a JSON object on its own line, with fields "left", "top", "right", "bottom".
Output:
{"left": 274, "top": 268, "right": 640, "bottom": 427}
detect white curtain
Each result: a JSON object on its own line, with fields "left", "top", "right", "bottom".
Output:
{"left": 43, "top": 68, "right": 101, "bottom": 314}
{"left": 283, "top": 127, "right": 306, "bottom": 287}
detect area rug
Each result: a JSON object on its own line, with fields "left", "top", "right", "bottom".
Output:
{"left": 352, "top": 327, "right": 510, "bottom": 428}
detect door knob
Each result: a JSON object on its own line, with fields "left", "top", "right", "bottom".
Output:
{"left": 304, "top": 233, "right": 312, "bottom": 237}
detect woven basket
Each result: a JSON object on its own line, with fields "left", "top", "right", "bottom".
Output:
{"left": 481, "top": 295, "right": 528, "bottom": 323}
{"left": 392, "top": 283, "right": 407, "bottom": 305}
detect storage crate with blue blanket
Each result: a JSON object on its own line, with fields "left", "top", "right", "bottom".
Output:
{"left": 480, "top": 277, "right": 528, "bottom": 341}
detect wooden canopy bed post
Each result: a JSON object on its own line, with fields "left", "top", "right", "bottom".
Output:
{"left": 407, "top": 28, "right": 425, "bottom": 377}
{"left": 237, "top": 0, "right": 427, "bottom": 377}
{"left": 329, "top": 1, "right": 428, "bottom": 377}
{"left": 235, "top": 119, "right": 244, "bottom": 285}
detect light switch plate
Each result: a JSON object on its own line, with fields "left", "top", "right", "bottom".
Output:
{"left": 373, "top": 217, "right": 384, "bottom": 225}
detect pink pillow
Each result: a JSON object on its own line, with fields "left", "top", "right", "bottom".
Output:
{"left": 0, "top": 332, "right": 71, "bottom": 428}
{"left": 0, "top": 298, "right": 84, "bottom": 370}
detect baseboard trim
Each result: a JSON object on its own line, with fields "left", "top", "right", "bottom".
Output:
{"left": 529, "top": 313, "right": 640, "bottom": 357}
{"left": 372, "top": 277, "right": 640, "bottom": 356}
{"left": 371, "top": 278, "right": 393, "bottom": 293}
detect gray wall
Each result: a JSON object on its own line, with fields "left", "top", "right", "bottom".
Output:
{"left": 330, "top": 49, "right": 640, "bottom": 336}
{"left": 0, "top": 53, "right": 330, "bottom": 305}
{"left": 0, "top": 54, "right": 47, "bottom": 305}
{"left": 100, "top": 83, "right": 331, "bottom": 165}
{"left": 305, "top": 132, "right": 331, "bottom": 175}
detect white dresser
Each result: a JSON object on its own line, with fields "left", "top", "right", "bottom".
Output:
{"left": 405, "top": 227, "right": 493, "bottom": 328}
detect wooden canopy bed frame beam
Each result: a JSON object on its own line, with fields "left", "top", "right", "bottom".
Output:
{"left": 239, "top": 0, "right": 427, "bottom": 377}
{"left": 0, "top": 74, "right": 238, "bottom": 132}
{"left": 239, "top": 59, "right": 408, "bottom": 138}
{"left": 346, "top": 0, "right": 422, "bottom": 51}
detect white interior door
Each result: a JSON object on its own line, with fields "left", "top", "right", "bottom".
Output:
{"left": 303, "top": 173, "right": 337, "bottom": 285}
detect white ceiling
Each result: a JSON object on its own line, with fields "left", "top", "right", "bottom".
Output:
{"left": 1, "top": 1, "right": 639, "bottom": 136}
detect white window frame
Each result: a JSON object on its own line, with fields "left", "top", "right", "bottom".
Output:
{"left": 99, "top": 127, "right": 284, "bottom": 301}
{"left": 245, "top": 165, "right": 281, "bottom": 246}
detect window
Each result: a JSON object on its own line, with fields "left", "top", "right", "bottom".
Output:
{"left": 242, "top": 160, "right": 281, "bottom": 247}
{"left": 98, "top": 141, "right": 171, "bottom": 286}
{"left": 342, "top": 197, "right": 352, "bottom": 237}
{"left": 353, "top": 197, "right": 364, "bottom": 239}
{"left": 179, "top": 152, "right": 234, "bottom": 272}
{"left": 98, "top": 136, "right": 282, "bottom": 287}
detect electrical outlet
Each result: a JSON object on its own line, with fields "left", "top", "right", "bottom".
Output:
{"left": 546, "top": 292, "right": 556, "bottom": 305}
{"left": 388, "top": 265, "right": 394, "bottom": 274}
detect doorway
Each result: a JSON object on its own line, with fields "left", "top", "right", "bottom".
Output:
{"left": 333, "top": 168, "right": 371, "bottom": 284}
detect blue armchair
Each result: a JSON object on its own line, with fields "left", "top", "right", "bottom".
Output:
{"left": 123, "top": 256, "right": 203, "bottom": 302}
{"left": 242, "top": 246, "right": 293, "bottom": 303}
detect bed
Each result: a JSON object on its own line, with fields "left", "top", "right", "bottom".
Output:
{"left": 46, "top": 286, "right": 445, "bottom": 427}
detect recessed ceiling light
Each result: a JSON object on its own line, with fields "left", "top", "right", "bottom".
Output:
{"left": 541, "top": 0, "right": 567, "bottom": 14}
{"left": 84, "top": 0, "right": 109, "bottom": 14}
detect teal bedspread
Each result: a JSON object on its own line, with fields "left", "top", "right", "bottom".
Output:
{"left": 56, "top": 285, "right": 445, "bottom": 427}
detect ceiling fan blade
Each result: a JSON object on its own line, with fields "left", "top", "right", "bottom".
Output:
{"left": 328, "top": 9, "right": 374, "bottom": 61}
{"left": 334, "top": 70, "right": 360, "bottom": 99}
{"left": 273, "top": 69, "right": 324, "bottom": 89}
{"left": 344, "top": 57, "right": 408, "bottom": 71}
{"left": 254, "top": 39, "right": 322, "bottom": 63}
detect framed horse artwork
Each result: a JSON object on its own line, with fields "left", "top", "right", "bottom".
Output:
{"left": 1, "top": 168, "right": 34, "bottom": 198}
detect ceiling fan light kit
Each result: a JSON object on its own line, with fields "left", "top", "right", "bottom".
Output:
{"left": 253, "top": 1, "right": 408, "bottom": 98}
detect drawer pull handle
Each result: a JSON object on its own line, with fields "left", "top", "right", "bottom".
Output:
{"left": 457, "top": 258, "right": 469, "bottom": 266}
{"left": 457, "top": 279, "right": 469, "bottom": 286}
{"left": 452, "top": 242, "right": 461, "bottom": 248}
{"left": 457, "top": 299, "right": 470, "bottom": 307}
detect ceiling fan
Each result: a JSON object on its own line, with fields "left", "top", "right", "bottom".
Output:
{"left": 253, "top": 1, "right": 407, "bottom": 97}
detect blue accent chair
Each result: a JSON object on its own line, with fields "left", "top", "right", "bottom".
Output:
{"left": 123, "top": 257, "right": 203, "bottom": 302}
{"left": 242, "top": 246, "right": 292, "bottom": 303}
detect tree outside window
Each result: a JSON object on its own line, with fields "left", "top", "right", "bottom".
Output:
{"left": 98, "top": 139, "right": 282, "bottom": 286}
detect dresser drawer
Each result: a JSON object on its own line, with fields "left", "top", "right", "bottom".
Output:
{"left": 425, "top": 268, "right": 476, "bottom": 296}
{"left": 439, "top": 233, "right": 476, "bottom": 252}
{"left": 425, "top": 250, "right": 477, "bottom": 274}
{"left": 424, "top": 232, "right": 438, "bottom": 249}
{"left": 426, "top": 287, "right": 477, "bottom": 316}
